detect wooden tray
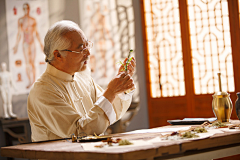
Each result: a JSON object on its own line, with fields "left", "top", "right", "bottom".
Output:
{"left": 167, "top": 118, "right": 217, "bottom": 125}
{"left": 78, "top": 135, "right": 112, "bottom": 142}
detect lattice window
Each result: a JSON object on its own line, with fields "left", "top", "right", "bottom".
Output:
{"left": 143, "top": 0, "right": 235, "bottom": 98}
{"left": 188, "top": 0, "right": 234, "bottom": 94}
{"left": 143, "top": 0, "right": 186, "bottom": 98}
{"left": 239, "top": 0, "right": 240, "bottom": 25}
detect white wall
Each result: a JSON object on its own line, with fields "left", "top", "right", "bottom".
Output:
{"left": 127, "top": 0, "right": 149, "bottom": 131}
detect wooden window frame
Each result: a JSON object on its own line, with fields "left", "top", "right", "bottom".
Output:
{"left": 141, "top": 0, "right": 240, "bottom": 128}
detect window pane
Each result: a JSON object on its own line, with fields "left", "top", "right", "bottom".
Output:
{"left": 143, "top": 0, "right": 186, "bottom": 97}
{"left": 188, "top": 0, "right": 235, "bottom": 94}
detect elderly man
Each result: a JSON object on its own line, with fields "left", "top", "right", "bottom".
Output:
{"left": 27, "top": 20, "right": 136, "bottom": 142}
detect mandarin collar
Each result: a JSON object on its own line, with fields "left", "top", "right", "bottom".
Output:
{"left": 46, "top": 63, "right": 74, "bottom": 82}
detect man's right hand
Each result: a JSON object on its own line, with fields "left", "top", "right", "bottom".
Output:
{"left": 103, "top": 72, "right": 135, "bottom": 103}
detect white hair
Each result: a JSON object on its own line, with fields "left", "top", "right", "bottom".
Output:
{"left": 44, "top": 20, "right": 80, "bottom": 63}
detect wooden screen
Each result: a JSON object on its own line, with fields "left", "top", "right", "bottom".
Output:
{"left": 141, "top": 0, "right": 240, "bottom": 128}
{"left": 188, "top": 0, "right": 235, "bottom": 95}
{"left": 144, "top": 0, "right": 185, "bottom": 98}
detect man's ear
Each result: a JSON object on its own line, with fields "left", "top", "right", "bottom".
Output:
{"left": 53, "top": 50, "right": 63, "bottom": 61}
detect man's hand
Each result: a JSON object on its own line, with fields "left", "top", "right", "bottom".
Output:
{"left": 118, "top": 57, "right": 136, "bottom": 77}
{"left": 103, "top": 72, "right": 135, "bottom": 103}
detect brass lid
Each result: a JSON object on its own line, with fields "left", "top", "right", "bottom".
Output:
{"left": 213, "top": 91, "right": 229, "bottom": 98}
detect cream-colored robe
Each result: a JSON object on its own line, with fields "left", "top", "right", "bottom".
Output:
{"left": 27, "top": 64, "right": 132, "bottom": 142}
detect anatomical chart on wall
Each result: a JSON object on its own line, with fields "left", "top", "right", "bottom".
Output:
{"left": 5, "top": 0, "right": 49, "bottom": 94}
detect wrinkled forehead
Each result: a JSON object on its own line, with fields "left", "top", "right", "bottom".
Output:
{"left": 65, "top": 28, "right": 87, "bottom": 44}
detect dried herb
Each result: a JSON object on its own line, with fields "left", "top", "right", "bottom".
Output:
{"left": 170, "top": 131, "right": 179, "bottom": 136}
{"left": 194, "top": 127, "right": 207, "bottom": 133}
{"left": 211, "top": 121, "right": 227, "bottom": 127}
{"left": 94, "top": 144, "right": 105, "bottom": 148}
{"left": 124, "top": 49, "right": 133, "bottom": 71}
{"left": 181, "top": 131, "right": 199, "bottom": 138}
{"left": 118, "top": 139, "right": 133, "bottom": 145}
{"left": 118, "top": 49, "right": 133, "bottom": 71}
{"left": 228, "top": 124, "right": 240, "bottom": 129}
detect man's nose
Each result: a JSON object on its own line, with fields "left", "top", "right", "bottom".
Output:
{"left": 83, "top": 48, "right": 91, "bottom": 56}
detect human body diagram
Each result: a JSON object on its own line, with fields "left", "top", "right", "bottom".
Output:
{"left": 13, "top": 3, "right": 43, "bottom": 88}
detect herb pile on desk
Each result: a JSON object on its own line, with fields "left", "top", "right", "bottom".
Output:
{"left": 160, "top": 126, "right": 207, "bottom": 140}
{"left": 160, "top": 120, "right": 240, "bottom": 141}
{"left": 94, "top": 138, "right": 133, "bottom": 148}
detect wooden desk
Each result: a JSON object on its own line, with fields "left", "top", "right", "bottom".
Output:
{"left": 1, "top": 120, "right": 240, "bottom": 160}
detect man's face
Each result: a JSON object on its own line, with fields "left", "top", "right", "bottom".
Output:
{"left": 62, "top": 30, "right": 90, "bottom": 75}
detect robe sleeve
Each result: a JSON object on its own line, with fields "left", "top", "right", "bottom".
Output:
{"left": 93, "top": 81, "right": 133, "bottom": 123}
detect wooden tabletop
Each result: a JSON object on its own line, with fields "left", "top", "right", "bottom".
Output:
{"left": 1, "top": 120, "right": 240, "bottom": 160}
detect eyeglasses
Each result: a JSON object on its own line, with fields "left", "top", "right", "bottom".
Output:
{"left": 61, "top": 41, "right": 93, "bottom": 54}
